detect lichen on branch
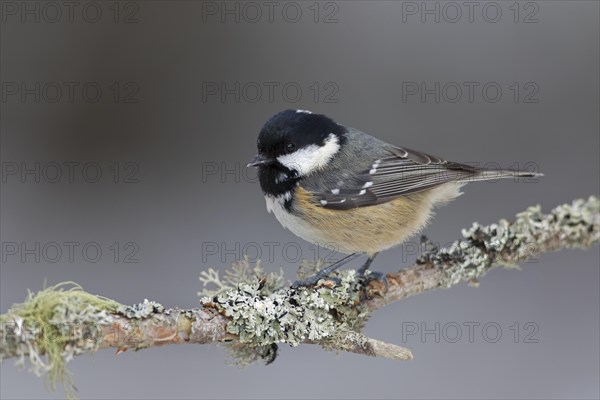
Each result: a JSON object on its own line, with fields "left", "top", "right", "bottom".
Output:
{"left": 0, "top": 283, "right": 120, "bottom": 397}
{"left": 0, "top": 196, "right": 598, "bottom": 398}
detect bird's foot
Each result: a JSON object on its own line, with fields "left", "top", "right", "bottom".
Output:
{"left": 359, "top": 270, "right": 389, "bottom": 300}
{"left": 292, "top": 253, "right": 361, "bottom": 289}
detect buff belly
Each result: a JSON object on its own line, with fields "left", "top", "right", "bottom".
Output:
{"left": 266, "top": 184, "right": 463, "bottom": 256}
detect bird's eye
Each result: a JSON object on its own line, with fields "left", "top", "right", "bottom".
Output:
{"left": 285, "top": 143, "right": 296, "bottom": 153}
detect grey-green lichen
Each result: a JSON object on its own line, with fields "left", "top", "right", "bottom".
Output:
{"left": 223, "top": 342, "right": 279, "bottom": 367}
{"left": 204, "top": 272, "right": 364, "bottom": 345}
{"left": 1, "top": 196, "right": 597, "bottom": 392}
{"left": 418, "top": 196, "right": 600, "bottom": 287}
{"left": 319, "top": 328, "right": 369, "bottom": 354}
{"left": 0, "top": 282, "right": 121, "bottom": 397}
{"left": 117, "top": 299, "right": 165, "bottom": 319}
{"left": 198, "top": 197, "right": 600, "bottom": 364}
{"left": 199, "top": 257, "right": 286, "bottom": 298}
{"left": 199, "top": 259, "right": 368, "bottom": 365}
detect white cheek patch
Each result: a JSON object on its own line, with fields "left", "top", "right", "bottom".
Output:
{"left": 277, "top": 133, "right": 340, "bottom": 176}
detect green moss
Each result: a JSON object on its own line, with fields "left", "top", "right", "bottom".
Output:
{"left": 1, "top": 196, "right": 596, "bottom": 393}
{"left": 1, "top": 282, "right": 121, "bottom": 397}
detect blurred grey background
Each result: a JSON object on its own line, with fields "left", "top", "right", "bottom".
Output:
{"left": 1, "top": 1, "right": 598, "bottom": 399}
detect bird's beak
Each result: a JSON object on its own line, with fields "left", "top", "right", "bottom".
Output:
{"left": 247, "top": 154, "right": 271, "bottom": 167}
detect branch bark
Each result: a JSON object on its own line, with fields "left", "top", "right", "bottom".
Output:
{"left": 1, "top": 196, "right": 598, "bottom": 388}
{"left": 368, "top": 196, "right": 600, "bottom": 310}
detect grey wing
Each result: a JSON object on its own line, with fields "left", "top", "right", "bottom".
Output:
{"left": 314, "top": 145, "right": 479, "bottom": 210}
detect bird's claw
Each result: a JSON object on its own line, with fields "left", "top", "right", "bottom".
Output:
{"left": 359, "top": 270, "right": 389, "bottom": 300}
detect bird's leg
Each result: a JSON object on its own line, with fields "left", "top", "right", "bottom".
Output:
{"left": 292, "top": 253, "right": 361, "bottom": 288}
{"left": 357, "top": 253, "right": 378, "bottom": 275}
{"left": 356, "top": 253, "right": 388, "bottom": 295}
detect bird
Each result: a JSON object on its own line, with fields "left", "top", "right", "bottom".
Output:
{"left": 247, "top": 109, "right": 541, "bottom": 287}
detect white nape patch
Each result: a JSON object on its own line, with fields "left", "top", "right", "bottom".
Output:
{"left": 296, "top": 109, "right": 313, "bottom": 114}
{"left": 277, "top": 133, "right": 340, "bottom": 176}
{"left": 362, "top": 181, "right": 373, "bottom": 189}
{"left": 331, "top": 188, "right": 340, "bottom": 195}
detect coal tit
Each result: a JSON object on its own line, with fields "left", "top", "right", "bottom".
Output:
{"left": 248, "top": 109, "right": 541, "bottom": 287}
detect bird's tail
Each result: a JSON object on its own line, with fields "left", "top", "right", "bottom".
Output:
{"left": 458, "top": 168, "right": 543, "bottom": 183}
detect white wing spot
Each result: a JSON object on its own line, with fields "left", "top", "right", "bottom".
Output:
{"left": 331, "top": 188, "right": 340, "bottom": 195}
{"left": 369, "top": 168, "right": 377, "bottom": 174}
{"left": 296, "top": 109, "right": 313, "bottom": 114}
{"left": 362, "top": 182, "right": 373, "bottom": 188}
{"left": 320, "top": 199, "right": 328, "bottom": 206}
{"left": 359, "top": 189, "right": 367, "bottom": 195}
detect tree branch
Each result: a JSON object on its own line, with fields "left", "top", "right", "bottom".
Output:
{"left": 1, "top": 196, "right": 598, "bottom": 394}
{"left": 368, "top": 196, "right": 600, "bottom": 310}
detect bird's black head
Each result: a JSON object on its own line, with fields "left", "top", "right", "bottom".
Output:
{"left": 248, "top": 109, "right": 347, "bottom": 197}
